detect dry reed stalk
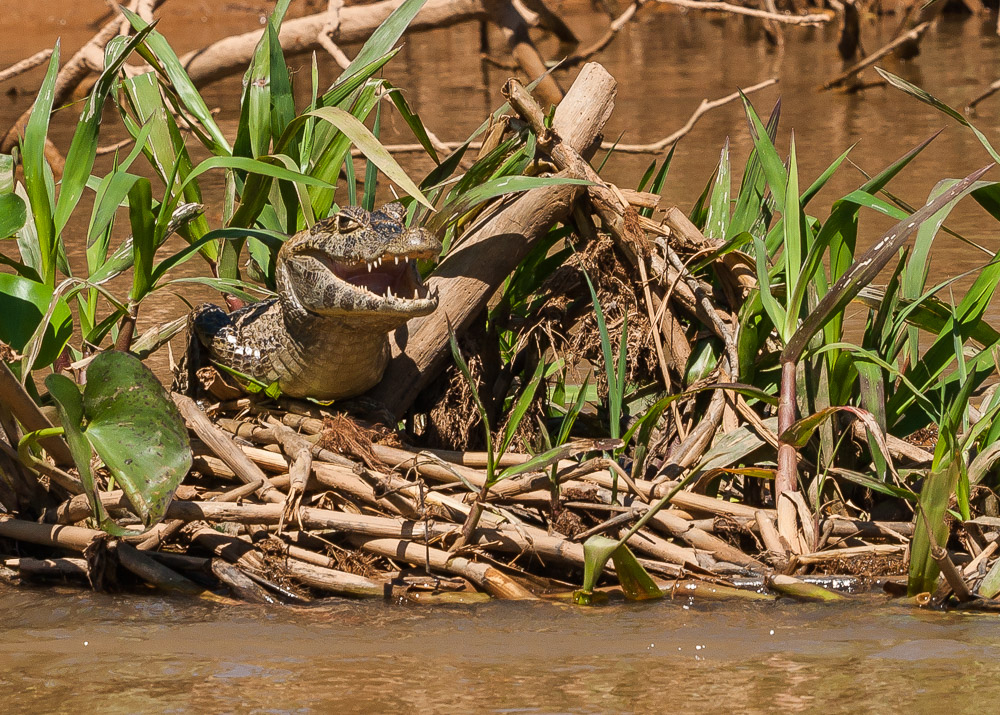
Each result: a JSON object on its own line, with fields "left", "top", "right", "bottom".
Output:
{"left": 767, "top": 574, "right": 845, "bottom": 601}
{"left": 0, "top": 362, "right": 73, "bottom": 465}
{"left": 794, "top": 544, "right": 906, "bottom": 564}
{"left": 114, "top": 542, "right": 204, "bottom": 595}
{"left": 174, "top": 394, "right": 282, "bottom": 504}
{"left": 210, "top": 558, "right": 277, "bottom": 603}
{"left": 0, "top": 517, "right": 105, "bottom": 552}
{"left": 670, "top": 579, "right": 775, "bottom": 601}
{"left": 5, "top": 556, "right": 89, "bottom": 579}
{"left": 282, "top": 558, "right": 388, "bottom": 598}
{"left": 352, "top": 536, "right": 536, "bottom": 599}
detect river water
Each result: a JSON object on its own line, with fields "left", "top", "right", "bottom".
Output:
{"left": 4, "top": 3, "right": 1000, "bottom": 710}
{"left": 6, "top": 587, "right": 1000, "bottom": 712}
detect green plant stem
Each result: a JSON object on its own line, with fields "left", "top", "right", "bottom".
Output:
{"left": 17, "top": 426, "right": 66, "bottom": 473}
{"left": 614, "top": 467, "right": 701, "bottom": 551}
{"left": 0, "top": 362, "right": 73, "bottom": 465}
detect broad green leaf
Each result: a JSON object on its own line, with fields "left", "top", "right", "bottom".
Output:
{"left": 47, "top": 352, "right": 191, "bottom": 532}
{"left": 46, "top": 373, "right": 125, "bottom": 535}
{"left": 0, "top": 192, "right": 27, "bottom": 237}
{"left": 575, "top": 535, "right": 662, "bottom": 604}
{"left": 0, "top": 273, "right": 72, "bottom": 368}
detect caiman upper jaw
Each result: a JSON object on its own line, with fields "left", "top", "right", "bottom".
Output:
{"left": 279, "top": 205, "right": 442, "bottom": 321}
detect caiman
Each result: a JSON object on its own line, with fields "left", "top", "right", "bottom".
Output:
{"left": 188, "top": 202, "right": 441, "bottom": 400}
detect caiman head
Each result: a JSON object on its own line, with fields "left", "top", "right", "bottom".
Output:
{"left": 275, "top": 202, "right": 441, "bottom": 324}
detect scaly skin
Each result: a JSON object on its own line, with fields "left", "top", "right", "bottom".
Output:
{"left": 191, "top": 202, "right": 440, "bottom": 399}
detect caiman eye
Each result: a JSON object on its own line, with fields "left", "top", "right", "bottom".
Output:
{"left": 337, "top": 214, "right": 360, "bottom": 233}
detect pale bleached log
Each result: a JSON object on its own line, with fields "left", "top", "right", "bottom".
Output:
{"left": 369, "top": 63, "right": 617, "bottom": 417}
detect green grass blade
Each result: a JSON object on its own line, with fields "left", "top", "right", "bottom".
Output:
{"left": 121, "top": 7, "right": 230, "bottom": 155}
{"left": 782, "top": 135, "right": 802, "bottom": 340}
{"left": 21, "top": 43, "right": 60, "bottom": 285}
{"left": 704, "top": 138, "right": 731, "bottom": 240}
{"left": 127, "top": 178, "right": 155, "bottom": 302}
{"left": 54, "top": 26, "right": 155, "bottom": 235}
{"left": 305, "top": 106, "right": 432, "bottom": 210}
{"left": 878, "top": 68, "right": 1000, "bottom": 164}
{"left": 334, "top": 0, "right": 428, "bottom": 88}
{"left": 783, "top": 165, "right": 992, "bottom": 365}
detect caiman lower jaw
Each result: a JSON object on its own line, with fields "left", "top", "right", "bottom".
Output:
{"left": 313, "top": 251, "right": 439, "bottom": 317}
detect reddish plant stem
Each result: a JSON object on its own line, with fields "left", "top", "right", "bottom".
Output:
{"left": 776, "top": 359, "right": 798, "bottom": 497}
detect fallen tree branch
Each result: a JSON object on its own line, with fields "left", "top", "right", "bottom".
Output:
{"left": 0, "top": 49, "right": 54, "bottom": 84}
{"left": 610, "top": 77, "right": 778, "bottom": 153}
{"left": 822, "top": 21, "right": 931, "bottom": 91}
{"left": 368, "top": 62, "right": 617, "bottom": 417}
{"left": 654, "top": 0, "right": 832, "bottom": 25}
{"left": 0, "top": 0, "right": 157, "bottom": 154}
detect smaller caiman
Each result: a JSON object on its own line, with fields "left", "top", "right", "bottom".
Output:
{"left": 189, "top": 202, "right": 441, "bottom": 400}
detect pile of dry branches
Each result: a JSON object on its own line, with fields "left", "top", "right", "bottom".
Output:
{"left": 0, "top": 390, "right": 920, "bottom": 604}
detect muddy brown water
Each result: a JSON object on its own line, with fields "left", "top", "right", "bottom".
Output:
{"left": 6, "top": 588, "right": 1000, "bottom": 713}
{"left": 5, "top": 4, "right": 1000, "bottom": 710}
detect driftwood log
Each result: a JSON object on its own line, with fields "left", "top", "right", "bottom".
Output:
{"left": 367, "top": 62, "right": 617, "bottom": 417}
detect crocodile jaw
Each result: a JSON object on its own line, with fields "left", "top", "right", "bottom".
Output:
{"left": 278, "top": 231, "right": 440, "bottom": 322}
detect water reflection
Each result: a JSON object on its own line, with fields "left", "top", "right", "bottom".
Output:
{"left": 4, "top": 591, "right": 1000, "bottom": 712}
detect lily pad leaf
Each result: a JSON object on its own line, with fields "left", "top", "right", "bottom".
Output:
{"left": 46, "top": 351, "right": 191, "bottom": 533}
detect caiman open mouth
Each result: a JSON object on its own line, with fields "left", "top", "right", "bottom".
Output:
{"left": 310, "top": 250, "right": 437, "bottom": 303}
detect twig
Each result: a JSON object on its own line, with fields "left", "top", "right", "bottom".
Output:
{"left": 377, "top": 77, "right": 773, "bottom": 159}
{"left": 654, "top": 0, "right": 831, "bottom": 25}
{"left": 317, "top": 29, "right": 352, "bottom": 70}
{"left": 610, "top": 78, "right": 778, "bottom": 153}
{"left": 0, "top": 49, "right": 54, "bottom": 84}
{"left": 173, "top": 393, "right": 284, "bottom": 504}
{"left": 95, "top": 137, "right": 135, "bottom": 156}
{"left": 822, "top": 22, "right": 931, "bottom": 90}
{"left": 967, "top": 77, "right": 1000, "bottom": 113}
